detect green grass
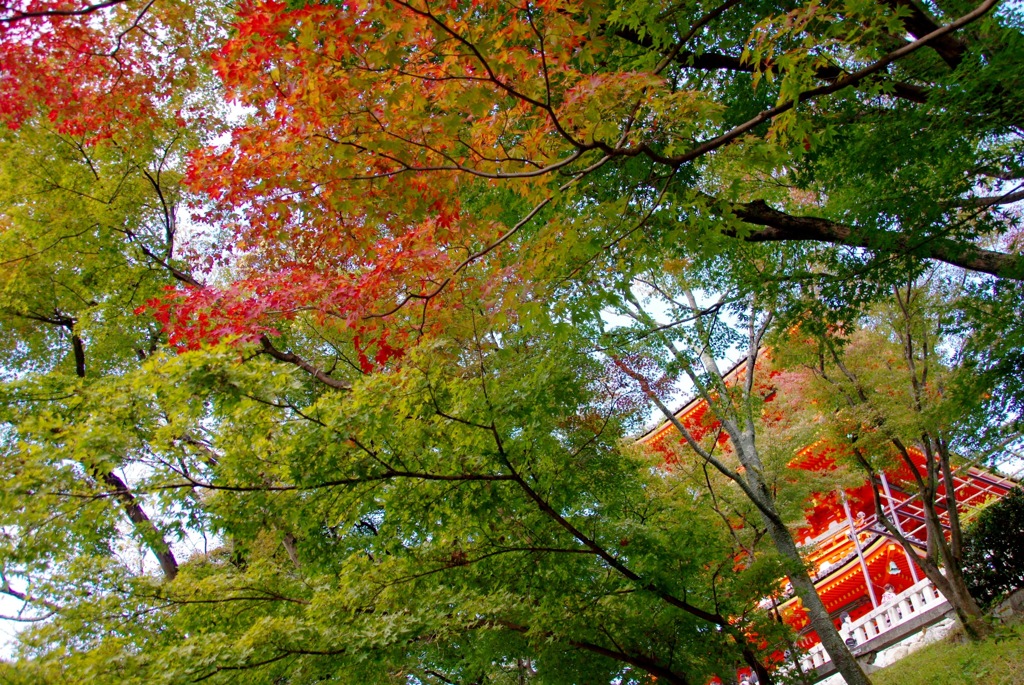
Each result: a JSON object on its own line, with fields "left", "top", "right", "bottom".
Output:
{"left": 870, "top": 624, "right": 1024, "bottom": 685}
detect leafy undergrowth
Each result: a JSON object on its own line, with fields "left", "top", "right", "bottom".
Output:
{"left": 870, "top": 624, "right": 1024, "bottom": 685}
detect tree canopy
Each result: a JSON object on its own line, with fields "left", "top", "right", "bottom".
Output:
{"left": 1, "top": 0, "right": 1022, "bottom": 682}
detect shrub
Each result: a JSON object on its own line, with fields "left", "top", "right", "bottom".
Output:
{"left": 962, "top": 488, "right": 1024, "bottom": 609}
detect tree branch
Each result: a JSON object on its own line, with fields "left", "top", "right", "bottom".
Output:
{"left": 1, "top": 0, "right": 129, "bottom": 24}
{"left": 101, "top": 470, "right": 179, "bottom": 580}
{"left": 258, "top": 335, "right": 353, "bottom": 391}
{"left": 612, "top": 28, "right": 929, "bottom": 104}
{"left": 494, "top": 619, "right": 691, "bottom": 685}
{"left": 884, "top": 0, "right": 967, "bottom": 68}
{"left": 730, "top": 199, "right": 1024, "bottom": 279}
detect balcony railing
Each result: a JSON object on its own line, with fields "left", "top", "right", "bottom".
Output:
{"left": 797, "top": 577, "right": 950, "bottom": 672}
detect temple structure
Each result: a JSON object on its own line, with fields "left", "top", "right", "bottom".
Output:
{"left": 637, "top": 367, "right": 1018, "bottom": 681}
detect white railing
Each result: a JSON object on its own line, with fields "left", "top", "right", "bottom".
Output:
{"left": 797, "top": 577, "right": 949, "bottom": 672}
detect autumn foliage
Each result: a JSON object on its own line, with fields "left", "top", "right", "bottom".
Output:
{"left": 0, "top": 1, "right": 208, "bottom": 139}
{"left": 2, "top": 1, "right": 1024, "bottom": 682}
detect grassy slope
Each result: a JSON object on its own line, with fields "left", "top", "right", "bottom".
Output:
{"left": 870, "top": 625, "right": 1024, "bottom": 685}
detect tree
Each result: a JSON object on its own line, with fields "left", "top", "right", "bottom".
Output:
{"left": 2, "top": 298, "right": 794, "bottom": 684}
{"left": 3, "top": 0, "right": 1024, "bottom": 682}
{"left": 596, "top": 252, "right": 874, "bottom": 685}
{"left": 962, "top": 487, "right": 1024, "bottom": 608}
{"left": 769, "top": 274, "right": 1016, "bottom": 637}
{"left": 0, "top": 37, "right": 793, "bottom": 681}
{"left": 0, "top": 106, "right": 202, "bottom": 591}
{"left": 0, "top": 0, "right": 226, "bottom": 665}
{"left": 180, "top": 0, "right": 1024, "bottom": 328}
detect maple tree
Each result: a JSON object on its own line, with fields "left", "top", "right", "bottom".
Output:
{"left": 0, "top": 18, "right": 788, "bottom": 680}
{"left": 1, "top": 0, "right": 1024, "bottom": 683}
{"left": 769, "top": 273, "right": 1020, "bottom": 639}
{"left": 169, "top": 0, "right": 1024, "bottom": 346}
{"left": 2, "top": 282, "right": 791, "bottom": 683}
{"left": 0, "top": 0, "right": 231, "bottom": 571}
{"left": 600, "top": 253, "right": 875, "bottom": 685}
{"left": 0, "top": 1, "right": 222, "bottom": 139}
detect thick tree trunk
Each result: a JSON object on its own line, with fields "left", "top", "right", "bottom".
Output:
{"left": 909, "top": 549, "right": 987, "bottom": 638}
{"left": 913, "top": 505, "right": 987, "bottom": 639}
{"left": 744, "top": 646, "right": 775, "bottom": 685}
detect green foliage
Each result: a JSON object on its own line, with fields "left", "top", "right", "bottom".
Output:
{"left": 963, "top": 488, "right": 1024, "bottom": 609}
{"left": 3, "top": 0, "right": 1024, "bottom": 682}
{"left": 2, "top": 296, "right": 789, "bottom": 682}
{"left": 958, "top": 279, "right": 1024, "bottom": 448}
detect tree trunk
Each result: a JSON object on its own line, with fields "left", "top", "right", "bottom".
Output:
{"left": 68, "top": 329, "right": 179, "bottom": 582}
{"left": 909, "top": 536, "right": 988, "bottom": 639}
{"left": 733, "top": 433, "right": 872, "bottom": 685}
{"left": 762, "top": 514, "right": 873, "bottom": 685}
{"left": 939, "top": 564, "right": 988, "bottom": 639}
{"left": 102, "top": 471, "right": 179, "bottom": 581}
{"left": 870, "top": 477, "right": 988, "bottom": 640}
